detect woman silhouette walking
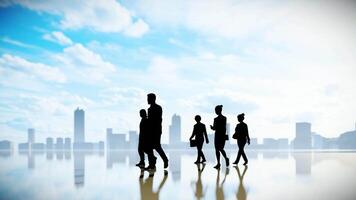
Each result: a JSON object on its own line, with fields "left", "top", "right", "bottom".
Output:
{"left": 210, "top": 105, "right": 229, "bottom": 169}
{"left": 233, "top": 113, "right": 250, "bottom": 165}
{"left": 189, "top": 115, "right": 209, "bottom": 164}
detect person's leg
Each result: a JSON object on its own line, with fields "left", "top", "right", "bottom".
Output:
{"left": 214, "top": 144, "right": 221, "bottom": 169}
{"left": 240, "top": 142, "right": 248, "bottom": 164}
{"left": 199, "top": 143, "right": 206, "bottom": 162}
{"left": 136, "top": 142, "right": 145, "bottom": 166}
{"left": 220, "top": 149, "right": 229, "bottom": 166}
{"left": 196, "top": 143, "right": 203, "bottom": 163}
{"left": 234, "top": 141, "right": 243, "bottom": 164}
{"left": 146, "top": 148, "right": 157, "bottom": 167}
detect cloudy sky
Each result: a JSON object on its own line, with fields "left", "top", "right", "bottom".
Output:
{"left": 0, "top": 0, "right": 355, "bottom": 143}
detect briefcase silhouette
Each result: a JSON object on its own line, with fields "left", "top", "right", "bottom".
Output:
{"left": 190, "top": 139, "right": 197, "bottom": 147}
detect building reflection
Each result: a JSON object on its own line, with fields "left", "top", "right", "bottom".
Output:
{"left": 292, "top": 152, "right": 312, "bottom": 175}
{"left": 169, "top": 151, "right": 181, "bottom": 182}
{"left": 74, "top": 151, "right": 85, "bottom": 187}
{"left": 106, "top": 150, "right": 126, "bottom": 168}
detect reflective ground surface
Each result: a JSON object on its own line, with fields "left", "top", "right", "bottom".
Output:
{"left": 0, "top": 150, "right": 356, "bottom": 200}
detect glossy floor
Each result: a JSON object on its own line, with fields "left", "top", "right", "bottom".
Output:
{"left": 0, "top": 150, "right": 355, "bottom": 200}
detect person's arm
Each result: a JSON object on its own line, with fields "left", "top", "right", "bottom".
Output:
{"left": 203, "top": 125, "right": 209, "bottom": 143}
{"left": 190, "top": 126, "right": 196, "bottom": 140}
{"left": 246, "top": 124, "right": 250, "bottom": 144}
{"left": 210, "top": 119, "right": 216, "bottom": 130}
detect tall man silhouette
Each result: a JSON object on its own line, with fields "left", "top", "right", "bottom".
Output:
{"left": 146, "top": 93, "right": 169, "bottom": 169}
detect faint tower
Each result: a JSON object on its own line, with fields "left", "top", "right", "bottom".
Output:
{"left": 46, "top": 137, "right": 54, "bottom": 149}
{"left": 169, "top": 114, "right": 181, "bottom": 145}
{"left": 74, "top": 108, "right": 85, "bottom": 144}
{"left": 64, "top": 137, "right": 71, "bottom": 149}
{"left": 293, "top": 122, "right": 312, "bottom": 149}
{"left": 28, "top": 128, "right": 35, "bottom": 144}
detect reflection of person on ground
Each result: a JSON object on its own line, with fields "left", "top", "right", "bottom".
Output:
{"left": 136, "top": 109, "right": 157, "bottom": 169}
{"left": 191, "top": 163, "right": 207, "bottom": 200}
{"left": 147, "top": 93, "right": 169, "bottom": 169}
{"left": 233, "top": 113, "right": 250, "bottom": 165}
{"left": 139, "top": 169, "right": 168, "bottom": 200}
{"left": 210, "top": 105, "right": 229, "bottom": 169}
{"left": 235, "top": 165, "right": 248, "bottom": 200}
{"left": 190, "top": 115, "right": 209, "bottom": 164}
{"left": 215, "top": 168, "right": 229, "bottom": 200}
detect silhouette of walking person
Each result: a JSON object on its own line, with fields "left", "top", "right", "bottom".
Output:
{"left": 191, "top": 163, "right": 207, "bottom": 200}
{"left": 215, "top": 168, "right": 229, "bottom": 200}
{"left": 232, "top": 113, "right": 250, "bottom": 165}
{"left": 235, "top": 165, "right": 248, "bottom": 200}
{"left": 210, "top": 105, "right": 229, "bottom": 169}
{"left": 190, "top": 115, "right": 209, "bottom": 164}
{"left": 139, "top": 169, "right": 168, "bottom": 200}
{"left": 146, "top": 93, "right": 169, "bottom": 169}
{"left": 136, "top": 109, "right": 157, "bottom": 169}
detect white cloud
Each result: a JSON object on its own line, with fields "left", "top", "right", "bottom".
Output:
{"left": 0, "top": 54, "right": 66, "bottom": 83}
{"left": 7, "top": 0, "right": 149, "bottom": 37}
{"left": 130, "top": 0, "right": 356, "bottom": 53}
{"left": 43, "top": 31, "right": 73, "bottom": 46}
{"left": 1, "top": 37, "right": 38, "bottom": 49}
{"left": 57, "top": 43, "right": 117, "bottom": 83}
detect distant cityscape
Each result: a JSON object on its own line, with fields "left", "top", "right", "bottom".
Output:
{"left": 1, "top": 108, "right": 356, "bottom": 152}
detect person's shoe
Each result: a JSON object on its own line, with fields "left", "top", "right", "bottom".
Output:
{"left": 243, "top": 161, "right": 248, "bottom": 165}
{"left": 226, "top": 158, "right": 230, "bottom": 167}
{"left": 194, "top": 160, "right": 200, "bottom": 164}
{"left": 201, "top": 158, "right": 206, "bottom": 163}
{"left": 136, "top": 162, "right": 145, "bottom": 168}
{"left": 145, "top": 165, "right": 156, "bottom": 171}
{"left": 213, "top": 164, "right": 221, "bottom": 169}
{"left": 233, "top": 160, "right": 238, "bottom": 165}
{"left": 164, "top": 160, "right": 169, "bottom": 169}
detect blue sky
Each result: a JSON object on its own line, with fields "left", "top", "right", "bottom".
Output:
{"left": 0, "top": 0, "right": 356, "bottom": 143}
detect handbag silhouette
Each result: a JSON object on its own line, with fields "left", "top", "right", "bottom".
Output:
{"left": 190, "top": 139, "right": 197, "bottom": 147}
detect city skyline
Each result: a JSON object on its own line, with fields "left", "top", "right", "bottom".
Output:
{"left": 1, "top": 107, "right": 355, "bottom": 151}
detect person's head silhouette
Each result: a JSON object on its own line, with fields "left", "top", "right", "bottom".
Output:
{"left": 215, "top": 105, "right": 223, "bottom": 115}
{"left": 195, "top": 115, "right": 201, "bottom": 123}
{"left": 147, "top": 93, "right": 156, "bottom": 105}
{"left": 237, "top": 113, "right": 245, "bottom": 122}
{"left": 140, "top": 109, "right": 147, "bottom": 118}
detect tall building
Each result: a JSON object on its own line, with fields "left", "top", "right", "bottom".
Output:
{"left": 64, "top": 137, "right": 71, "bottom": 149}
{"left": 128, "top": 131, "right": 138, "bottom": 149}
{"left": 106, "top": 128, "right": 127, "bottom": 149}
{"left": 169, "top": 114, "right": 181, "bottom": 145}
{"left": 28, "top": 128, "right": 35, "bottom": 144}
{"left": 293, "top": 122, "right": 312, "bottom": 149}
{"left": 46, "top": 137, "right": 54, "bottom": 149}
{"left": 74, "top": 108, "right": 85, "bottom": 144}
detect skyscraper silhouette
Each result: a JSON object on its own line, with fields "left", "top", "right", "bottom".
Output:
{"left": 74, "top": 108, "right": 85, "bottom": 144}
{"left": 28, "top": 128, "right": 35, "bottom": 144}
{"left": 169, "top": 114, "right": 181, "bottom": 146}
{"left": 293, "top": 122, "right": 312, "bottom": 149}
